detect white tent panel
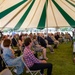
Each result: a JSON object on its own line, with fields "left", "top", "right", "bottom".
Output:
{"left": 0, "top": 0, "right": 31, "bottom": 29}
{"left": 55, "top": 0, "right": 75, "bottom": 20}
{"left": 21, "top": 0, "right": 46, "bottom": 28}
{"left": 0, "top": 0, "right": 22, "bottom": 12}
{"left": 69, "top": 0, "right": 75, "bottom": 5}
{"left": 52, "top": 1, "right": 70, "bottom": 27}
{"left": 62, "top": 0, "right": 75, "bottom": 12}
{"left": 47, "top": 0, "right": 70, "bottom": 28}
{"left": 47, "top": 0, "right": 57, "bottom": 28}
{"left": 20, "top": 0, "right": 42, "bottom": 28}
{"left": 0, "top": 0, "right": 75, "bottom": 31}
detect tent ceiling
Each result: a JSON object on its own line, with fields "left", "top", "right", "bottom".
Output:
{"left": 0, "top": 0, "right": 75, "bottom": 31}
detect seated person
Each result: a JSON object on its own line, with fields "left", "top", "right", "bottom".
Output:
{"left": 11, "top": 34, "right": 19, "bottom": 47}
{"left": 32, "top": 35, "right": 48, "bottom": 60}
{"left": 11, "top": 34, "right": 21, "bottom": 56}
{"left": 38, "top": 33, "right": 54, "bottom": 53}
{"left": 3, "top": 39, "right": 24, "bottom": 75}
{"left": 50, "top": 33, "right": 59, "bottom": 48}
{"left": 18, "top": 34, "right": 25, "bottom": 52}
{"left": 46, "top": 33, "right": 59, "bottom": 48}
{"left": 23, "top": 37, "right": 53, "bottom": 75}
{"left": 46, "top": 35, "right": 54, "bottom": 45}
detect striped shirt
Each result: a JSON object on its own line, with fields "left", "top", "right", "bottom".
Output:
{"left": 23, "top": 46, "right": 41, "bottom": 68}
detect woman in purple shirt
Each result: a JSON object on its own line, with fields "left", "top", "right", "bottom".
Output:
{"left": 23, "top": 37, "right": 52, "bottom": 75}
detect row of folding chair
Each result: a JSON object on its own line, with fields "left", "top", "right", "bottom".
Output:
{"left": 0, "top": 49, "right": 41, "bottom": 75}
{"left": 0, "top": 54, "right": 40, "bottom": 75}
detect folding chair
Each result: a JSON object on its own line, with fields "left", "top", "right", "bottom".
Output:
{"left": 21, "top": 57, "right": 40, "bottom": 75}
{"left": 0, "top": 68, "right": 13, "bottom": 75}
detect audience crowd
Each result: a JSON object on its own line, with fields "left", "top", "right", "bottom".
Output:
{"left": 0, "top": 32, "right": 72, "bottom": 75}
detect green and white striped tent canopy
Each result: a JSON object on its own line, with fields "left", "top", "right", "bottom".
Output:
{"left": 0, "top": 0, "right": 75, "bottom": 31}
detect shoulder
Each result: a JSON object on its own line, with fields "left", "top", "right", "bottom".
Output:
{"left": 4, "top": 48, "right": 11, "bottom": 53}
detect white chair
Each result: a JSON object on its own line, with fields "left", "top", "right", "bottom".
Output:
{"left": 21, "top": 57, "right": 40, "bottom": 75}
{"left": 0, "top": 68, "right": 13, "bottom": 75}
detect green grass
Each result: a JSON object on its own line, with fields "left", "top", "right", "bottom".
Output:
{"left": 47, "top": 42, "right": 75, "bottom": 75}
{"left": 13, "top": 41, "right": 75, "bottom": 75}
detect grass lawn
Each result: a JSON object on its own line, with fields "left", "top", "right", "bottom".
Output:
{"left": 47, "top": 41, "right": 75, "bottom": 75}
{"left": 13, "top": 41, "right": 75, "bottom": 75}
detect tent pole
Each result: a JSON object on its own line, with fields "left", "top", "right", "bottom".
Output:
{"left": 46, "top": 0, "right": 48, "bottom": 36}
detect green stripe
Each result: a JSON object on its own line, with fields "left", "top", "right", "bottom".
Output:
{"left": 37, "top": 0, "right": 48, "bottom": 29}
{"left": 13, "top": 0, "right": 35, "bottom": 30}
{"left": 52, "top": 0, "right": 75, "bottom": 28}
{"left": 0, "top": 0, "right": 27, "bottom": 19}
{"left": 66, "top": 0, "right": 75, "bottom": 7}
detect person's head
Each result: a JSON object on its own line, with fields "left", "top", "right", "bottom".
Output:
{"left": 3, "top": 39, "right": 11, "bottom": 47}
{"left": 13, "top": 34, "right": 19, "bottom": 39}
{"left": 33, "top": 35, "right": 37, "bottom": 40}
{"left": 19, "top": 34, "right": 25, "bottom": 41}
{"left": 24, "top": 37, "right": 32, "bottom": 48}
{"left": 2, "top": 35, "right": 8, "bottom": 40}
